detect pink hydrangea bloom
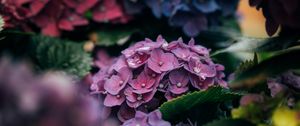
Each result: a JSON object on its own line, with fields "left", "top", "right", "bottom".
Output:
{"left": 91, "top": 35, "right": 227, "bottom": 123}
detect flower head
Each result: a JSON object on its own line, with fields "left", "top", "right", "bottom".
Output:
{"left": 0, "top": 57, "right": 103, "bottom": 126}
{"left": 92, "top": 36, "right": 227, "bottom": 123}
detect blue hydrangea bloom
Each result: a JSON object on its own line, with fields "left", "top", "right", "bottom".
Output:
{"left": 123, "top": 0, "right": 239, "bottom": 37}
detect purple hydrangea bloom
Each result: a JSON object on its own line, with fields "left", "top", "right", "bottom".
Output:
{"left": 267, "top": 71, "right": 300, "bottom": 97}
{"left": 91, "top": 36, "right": 227, "bottom": 123}
{"left": 0, "top": 57, "right": 103, "bottom": 126}
{"left": 123, "top": 110, "right": 171, "bottom": 126}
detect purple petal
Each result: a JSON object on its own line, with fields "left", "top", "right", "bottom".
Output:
{"left": 117, "top": 104, "right": 136, "bottom": 122}
{"left": 127, "top": 53, "right": 150, "bottom": 68}
{"left": 148, "top": 110, "right": 171, "bottom": 126}
{"left": 148, "top": 58, "right": 162, "bottom": 73}
{"left": 104, "top": 75, "right": 125, "bottom": 95}
{"left": 118, "top": 67, "right": 132, "bottom": 83}
{"left": 169, "top": 69, "right": 189, "bottom": 86}
{"left": 190, "top": 74, "right": 214, "bottom": 90}
{"left": 160, "top": 53, "right": 179, "bottom": 71}
{"left": 104, "top": 93, "right": 125, "bottom": 107}
{"left": 129, "top": 72, "right": 156, "bottom": 92}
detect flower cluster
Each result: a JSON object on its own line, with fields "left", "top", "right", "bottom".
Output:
{"left": 267, "top": 71, "right": 300, "bottom": 98}
{"left": 123, "top": 110, "right": 171, "bottom": 126}
{"left": 0, "top": 0, "right": 130, "bottom": 36}
{"left": 0, "top": 57, "right": 103, "bottom": 126}
{"left": 249, "top": 0, "right": 300, "bottom": 36}
{"left": 124, "top": 0, "right": 239, "bottom": 37}
{"left": 91, "top": 35, "right": 227, "bottom": 122}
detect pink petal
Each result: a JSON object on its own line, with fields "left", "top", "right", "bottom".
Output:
{"left": 42, "top": 22, "right": 61, "bottom": 37}
{"left": 118, "top": 67, "right": 132, "bottom": 82}
{"left": 160, "top": 53, "right": 179, "bottom": 71}
{"left": 104, "top": 75, "right": 125, "bottom": 95}
{"left": 147, "top": 59, "right": 161, "bottom": 73}
{"left": 92, "top": 0, "right": 123, "bottom": 22}
{"left": 124, "top": 87, "right": 137, "bottom": 103}
{"left": 29, "top": 0, "right": 49, "bottom": 16}
{"left": 58, "top": 19, "right": 74, "bottom": 31}
{"left": 150, "top": 49, "right": 163, "bottom": 62}
{"left": 104, "top": 93, "right": 125, "bottom": 107}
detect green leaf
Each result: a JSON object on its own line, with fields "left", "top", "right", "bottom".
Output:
{"left": 95, "top": 29, "right": 136, "bottom": 46}
{"left": 30, "top": 35, "right": 91, "bottom": 77}
{"left": 230, "top": 46, "right": 300, "bottom": 89}
{"left": 234, "top": 53, "right": 258, "bottom": 75}
{"left": 159, "top": 87, "right": 242, "bottom": 122}
{"left": 204, "top": 119, "right": 255, "bottom": 126}
{"left": 211, "top": 36, "right": 299, "bottom": 56}
{"left": 0, "top": 15, "right": 4, "bottom": 32}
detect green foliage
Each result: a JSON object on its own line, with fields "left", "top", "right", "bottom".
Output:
{"left": 204, "top": 119, "right": 255, "bottom": 126}
{"left": 30, "top": 35, "right": 91, "bottom": 77}
{"left": 159, "top": 87, "right": 242, "bottom": 123}
{"left": 212, "top": 36, "right": 299, "bottom": 56}
{"left": 95, "top": 29, "right": 136, "bottom": 46}
{"left": 234, "top": 53, "right": 258, "bottom": 76}
{"left": 230, "top": 46, "right": 300, "bottom": 89}
{"left": 0, "top": 15, "right": 4, "bottom": 32}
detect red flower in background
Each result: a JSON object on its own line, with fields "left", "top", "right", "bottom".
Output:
{"left": 32, "top": 0, "right": 88, "bottom": 36}
{"left": 63, "top": 0, "right": 98, "bottom": 14}
{"left": 0, "top": 0, "right": 131, "bottom": 36}
{"left": 92, "top": 0, "right": 131, "bottom": 23}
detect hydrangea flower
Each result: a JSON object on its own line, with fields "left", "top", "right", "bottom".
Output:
{"left": 249, "top": 0, "right": 300, "bottom": 36}
{"left": 0, "top": 57, "right": 103, "bottom": 126}
{"left": 91, "top": 35, "right": 227, "bottom": 123}
{"left": 267, "top": 71, "right": 300, "bottom": 97}
{"left": 0, "top": 0, "right": 130, "bottom": 36}
{"left": 123, "top": 0, "right": 239, "bottom": 37}
{"left": 122, "top": 110, "right": 171, "bottom": 126}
